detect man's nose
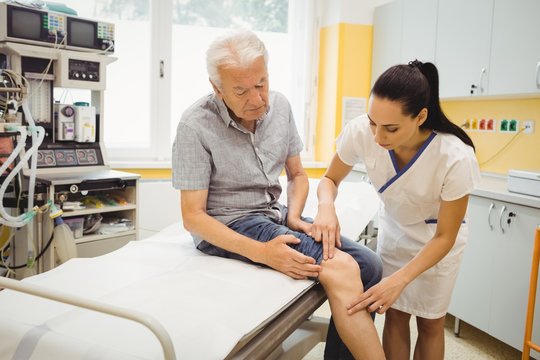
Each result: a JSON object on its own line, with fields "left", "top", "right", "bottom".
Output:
{"left": 248, "top": 88, "right": 263, "bottom": 103}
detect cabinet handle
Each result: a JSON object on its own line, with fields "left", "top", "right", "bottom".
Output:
{"left": 487, "top": 202, "right": 495, "bottom": 230}
{"left": 536, "top": 61, "right": 540, "bottom": 89}
{"left": 479, "top": 67, "right": 486, "bottom": 93}
{"left": 498, "top": 205, "right": 507, "bottom": 234}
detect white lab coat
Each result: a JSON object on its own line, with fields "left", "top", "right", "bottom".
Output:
{"left": 337, "top": 114, "right": 480, "bottom": 319}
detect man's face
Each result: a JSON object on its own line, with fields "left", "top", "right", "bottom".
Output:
{"left": 212, "top": 56, "right": 269, "bottom": 122}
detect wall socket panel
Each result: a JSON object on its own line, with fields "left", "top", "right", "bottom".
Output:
{"left": 499, "top": 119, "right": 519, "bottom": 133}
{"left": 463, "top": 118, "right": 535, "bottom": 134}
{"left": 462, "top": 118, "right": 496, "bottom": 132}
{"left": 523, "top": 120, "right": 535, "bottom": 134}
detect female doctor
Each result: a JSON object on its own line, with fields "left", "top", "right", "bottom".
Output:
{"left": 312, "top": 60, "right": 480, "bottom": 360}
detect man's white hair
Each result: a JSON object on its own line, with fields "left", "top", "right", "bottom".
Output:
{"left": 206, "top": 29, "right": 269, "bottom": 89}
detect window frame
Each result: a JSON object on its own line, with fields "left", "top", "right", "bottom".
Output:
{"left": 107, "top": 0, "right": 319, "bottom": 165}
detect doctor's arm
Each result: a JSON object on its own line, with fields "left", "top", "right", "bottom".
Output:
{"left": 349, "top": 194, "right": 470, "bottom": 314}
{"left": 312, "top": 154, "right": 354, "bottom": 260}
{"left": 180, "top": 189, "right": 321, "bottom": 280}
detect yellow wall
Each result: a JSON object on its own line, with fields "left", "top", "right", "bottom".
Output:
{"left": 315, "top": 23, "right": 373, "bottom": 162}
{"left": 442, "top": 98, "right": 540, "bottom": 174}
{"left": 315, "top": 22, "right": 539, "bottom": 175}
{"left": 315, "top": 24, "right": 340, "bottom": 162}
{"left": 120, "top": 168, "right": 325, "bottom": 180}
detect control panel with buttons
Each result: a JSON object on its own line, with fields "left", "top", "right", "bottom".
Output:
{"left": 36, "top": 148, "right": 102, "bottom": 168}
{"left": 68, "top": 59, "right": 100, "bottom": 82}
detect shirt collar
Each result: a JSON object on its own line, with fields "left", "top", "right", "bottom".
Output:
{"left": 212, "top": 93, "right": 271, "bottom": 130}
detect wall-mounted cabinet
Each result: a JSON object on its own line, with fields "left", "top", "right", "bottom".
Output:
{"left": 372, "top": 0, "right": 540, "bottom": 98}
{"left": 436, "top": 0, "right": 493, "bottom": 98}
{"left": 488, "top": 0, "right": 540, "bottom": 96}
{"left": 371, "top": 0, "right": 437, "bottom": 86}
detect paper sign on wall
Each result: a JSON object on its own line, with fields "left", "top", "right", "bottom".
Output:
{"left": 342, "top": 97, "right": 366, "bottom": 126}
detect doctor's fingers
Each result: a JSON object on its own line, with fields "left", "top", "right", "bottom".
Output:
{"left": 347, "top": 297, "right": 379, "bottom": 315}
{"left": 322, "top": 230, "right": 337, "bottom": 260}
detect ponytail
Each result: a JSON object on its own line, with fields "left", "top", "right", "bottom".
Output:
{"left": 372, "top": 60, "right": 475, "bottom": 150}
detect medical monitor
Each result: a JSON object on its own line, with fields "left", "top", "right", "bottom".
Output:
{"left": 67, "top": 18, "right": 96, "bottom": 49}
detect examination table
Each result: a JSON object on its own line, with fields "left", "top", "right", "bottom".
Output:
{"left": 0, "top": 179, "right": 379, "bottom": 359}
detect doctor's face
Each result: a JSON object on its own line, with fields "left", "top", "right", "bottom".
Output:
{"left": 367, "top": 95, "right": 427, "bottom": 151}
{"left": 212, "top": 56, "right": 269, "bottom": 123}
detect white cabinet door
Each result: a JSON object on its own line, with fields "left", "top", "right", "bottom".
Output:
{"left": 489, "top": 0, "right": 540, "bottom": 95}
{"left": 489, "top": 201, "right": 540, "bottom": 352}
{"left": 372, "top": 0, "right": 438, "bottom": 87}
{"left": 400, "top": 0, "right": 438, "bottom": 64}
{"left": 450, "top": 195, "right": 540, "bottom": 357}
{"left": 371, "top": 0, "right": 402, "bottom": 87}
{"left": 435, "top": 0, "right": 494, "bottom": 98}
{"left": 449, "top": 196, "right": 496, "bottom": 331}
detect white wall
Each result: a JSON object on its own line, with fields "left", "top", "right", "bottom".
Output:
{"left": 138, "top": 180, "right": 182, "bottom": 239}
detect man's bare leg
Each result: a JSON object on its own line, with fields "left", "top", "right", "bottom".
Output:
{"left": 319, "top": 249, "right": 385, "bottom": 360}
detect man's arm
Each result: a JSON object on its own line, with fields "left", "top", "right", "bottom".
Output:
{"left": 181, "top": 189, "right": 321, "bottom": 279}
{"left": 283, "top": 155, "right": 311, "bottom": 233}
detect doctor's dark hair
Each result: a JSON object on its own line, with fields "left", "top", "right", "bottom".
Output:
{"left": 206, "top": 30, "right": 269, "bottom": 89}
{"left": 371, "top": 60, "right": 475, "bottom": 150}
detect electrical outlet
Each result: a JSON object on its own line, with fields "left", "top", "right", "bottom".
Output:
{"left": 471, "top": 118, "right": 478, "bottom": 130}
{"left": 523, "top": 120, "right": 535, "bottom": 134}
{"left": 509, "top": 119, "right": 519, "bottom": 132}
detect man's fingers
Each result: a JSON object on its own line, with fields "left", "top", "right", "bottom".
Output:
{"left": 280, "top": 234, "right": 301, "bottom": 244}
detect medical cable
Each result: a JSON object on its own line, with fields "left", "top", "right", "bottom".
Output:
{"left": 0, "top": 202, "right": 55, "bottom": 271}
{"left": 0, "top": 229, "right": 54, "bottom": 271}
{"left": 0, "top": 124, "right": 44, "bottom": 226}
{"left": 479, "top": 128, "right": 525, "bottom": 167}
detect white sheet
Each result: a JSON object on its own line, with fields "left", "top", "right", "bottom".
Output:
{"left": 0, "top": 178, "right": 379, "bottom": 360}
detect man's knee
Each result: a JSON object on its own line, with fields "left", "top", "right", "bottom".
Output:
{"left": 340, "top": 239, "right": 383, "bottom": 289}
{"left": 319, "top": 250, "right": 362, "bottom": 289}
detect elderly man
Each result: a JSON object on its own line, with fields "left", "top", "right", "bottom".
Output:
{"left": 172, "top": 29, "right": 384, "bottom": 359}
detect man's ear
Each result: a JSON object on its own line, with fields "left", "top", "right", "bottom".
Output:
{"left": 210, "top": 79, "right": 223, "bottom": 99}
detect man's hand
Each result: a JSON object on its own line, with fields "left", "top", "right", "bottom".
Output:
{"left": 262, "top": 234, "right": 322, "bottom": 279}
{"left": 310, "top": 204, "right": 342, "bottom": 260}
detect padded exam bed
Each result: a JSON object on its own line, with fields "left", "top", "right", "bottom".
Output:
{"left": 0, "top": 179, "right": 379, "bottom": 359}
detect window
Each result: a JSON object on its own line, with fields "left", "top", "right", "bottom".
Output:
{"left": 57, "top": 0, "right": 318, "bottom": 163}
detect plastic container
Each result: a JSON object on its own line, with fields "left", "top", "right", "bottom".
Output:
{"left": 53, "top": 217, "right": 78, "bottom": 264}
{"left": 64, "top": 217, "right": 84, "bottom": 238}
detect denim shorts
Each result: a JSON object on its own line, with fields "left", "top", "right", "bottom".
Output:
{"left": 196, "top": 212, "right": 382, "bottom": 289}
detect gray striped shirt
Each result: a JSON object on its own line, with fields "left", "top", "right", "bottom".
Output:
{"left": 172, "top": 91, "right": 303, "bottom": 245}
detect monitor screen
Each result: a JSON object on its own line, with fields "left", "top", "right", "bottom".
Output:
{"left": 10, "top": 8, "right": 42, "bottom": 40}
{"left": 69, "top": 19, "right": 96, "bottom": 48}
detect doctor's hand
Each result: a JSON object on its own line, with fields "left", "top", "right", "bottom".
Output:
{"left": 310, "top": 204, "right": 342, "bottom": 260}
{"left": 287, "top": 217, "right": 313, "bottom": 236}
{"left": 262, "top": 234, "right": 322, "bottom": 280}
{"left": 346, "top": 274, "right": 408, "bottom": 315}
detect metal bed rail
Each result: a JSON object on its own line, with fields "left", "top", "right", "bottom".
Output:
{"left": 226, "top": 283, "right": 328, "bottom": 360}
{"left": 0, "top": 276, "right": 176, "bottom": 360}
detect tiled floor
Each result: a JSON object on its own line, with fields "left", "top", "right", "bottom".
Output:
{"left": 303, "top": 301, "right": 526, "bottom": 359}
